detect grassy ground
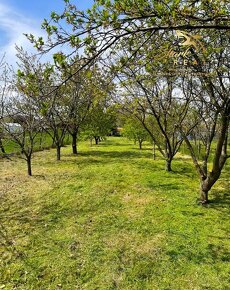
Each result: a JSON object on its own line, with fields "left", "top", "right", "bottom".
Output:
{"left": 0, "top": 137, "right": 229, "bottom": 290}
{"left": 1, "top": 132, "right": 71, "bottom": 155}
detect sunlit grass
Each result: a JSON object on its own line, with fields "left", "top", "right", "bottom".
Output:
{"left": 0, "top": 137, "right": 229, "bottom": 289}
{"left": 1, "top": 132, "right": 71, "bottom": 155}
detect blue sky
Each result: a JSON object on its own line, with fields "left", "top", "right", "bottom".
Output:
{"left": 0, "top": 0, "right": 94, "bottom": 65}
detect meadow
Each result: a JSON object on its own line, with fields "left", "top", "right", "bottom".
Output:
{"left": 0, "top": 137, "right": 229, "bottom": 290}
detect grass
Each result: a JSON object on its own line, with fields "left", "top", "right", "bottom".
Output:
{"left": 1, "top": 132, "right": 71, "bottom": 155}
{"left": 0, "top": 137, "right": 229, "bottom": 290}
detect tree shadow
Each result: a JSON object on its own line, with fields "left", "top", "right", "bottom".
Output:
{"left": 166, "top": 241, "right": 230, "bottom": 265}
{"left": 207, "top": 190, "right": 230, "bottom": 212}
{"left": 147, "top": 183, "right": 181, "bottom": 191}
{"left": 76, "top": 149, "right": 152, "bottom": 161}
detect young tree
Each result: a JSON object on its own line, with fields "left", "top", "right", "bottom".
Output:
{"left": 16, "top": 48, "right": 68, "bottom": 161}
{"left": 119, "top": 70, "right": 189, "bottom": 171}
{"left": 2, "top": 92, "right": 42, "bottom": 176}
{"left": 123, "top": 117, "right": 149, "bottom": 150}
{"left": 83, "top": 103, "right": 117, "bottom": 146}
{"left": 61, "top": 60, "right": 109, "bottom": 154}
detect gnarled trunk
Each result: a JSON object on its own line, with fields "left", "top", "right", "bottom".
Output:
{"left": 199, "top": 170, "right": 222, "bottom": 204}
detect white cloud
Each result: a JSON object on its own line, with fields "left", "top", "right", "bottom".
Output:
{"left": 0, "top": 2, "right": 46, "bottom": 66}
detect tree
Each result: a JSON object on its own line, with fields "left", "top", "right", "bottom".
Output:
{"left": 178, "top": 30, "right": 230, "bottom": 203}
{"left": 123, "top": 117, "right": 149, "bottom": 150}
{"left": 61, "top": 59, "right": 110, "bottom": 154}
{"left": 115, "top": 18, "right": 229, "bottom": 199}
{"left": 21, "top": 0, "right": 229, "bottom": 202}
{"left": 83, "top": 103, "right": 117, "bottom": 146}
{"left": 118, "top": 68, "right": 189, "bottom": 171}
{"left": 27, "top": 0, "right": 230, "bottom": 86}
{"left": 16, "top": 48, "right": 68, "bottom": 161}
{"left": 2, "top": 91, "right": 42, "bottom": 176}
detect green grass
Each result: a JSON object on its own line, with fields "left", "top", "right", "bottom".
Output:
{"left": 0, "top": 137, "right": 229, "bottom": 290}
{"left": 1, "top": 132, "right": 71, "bottom": 155}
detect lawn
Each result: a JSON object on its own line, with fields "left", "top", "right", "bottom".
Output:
{"left": 1, "top": 132, "right": 72, "bottom": 155}
{"left": 0, "top": 137, "right": 229, "bottom": 290}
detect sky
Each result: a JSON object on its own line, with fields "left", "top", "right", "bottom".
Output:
{"left": 0, "top": 0, "right": 94, "bottom": 65}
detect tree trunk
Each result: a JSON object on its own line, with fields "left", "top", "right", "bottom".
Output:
{"left": 165, "top": 159, "right": 172, "bottom": 171}
{"left": 95, "top": 137, "right": 100, "bottom": 145}
{"left": 138, "top": 140, "right": 143, "bottom": 150}
{"left": 200, "top": 188, "right": 208, "bottom": 204}
{"left": 27, "top": 156, "right": 32, "bottom": 176}
{"left": 57, "top": 146, "right": 61, "bottom": 161}
{"left": 198, "top": 142, "right": 201, "bottom": 156}
{"left": 39, "top": 131, "right": 43, "bottom": 150}
{"left": 152, "top": 142, "right": 156, "bottom": 160}
{"left": 51, "top": 139, "right": 56, "bottom": 148}
{"left": 71, "top": 132, "right": 78, "bottom": 154}
{"left": 0, "top": 138, "right": 5, "bottom": 154}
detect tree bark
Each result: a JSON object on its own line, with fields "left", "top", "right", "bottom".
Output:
{"left": 165, "top": 159, "right": 172, "bottom": 171}
{"left": 71, "top": 132, "right": 78, "bottom": 154}
{"left": 0, "top": 138, "right": 5, "bottom": 154}
{"left": 57, "top": 145, "right": 61, "bottom": 161}
{"left": 26, "top": 155, "right": 32, "bottom": 176}
{"left": 138, "top": 139, "right": 143, "bottom": 150}
{"left": 39, "top": 131, "right": 43, "bottom": 150}
{"left": 152, "top": 142, "right": 156, "bottom": 160}
{"left": 95, "top": 136, "right": 100, "bottom": 145}
{"left": 200, "top": 177, "right": 209, "bottom": 204}
{"left": 200, "top": 188, "right": 208, "bottom": 204}
{"left": 198, "top": 142, "right": 201, "bottom": 156}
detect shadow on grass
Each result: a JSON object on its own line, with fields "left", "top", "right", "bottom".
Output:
{"left": 208, "top": 190, "right": 230, "bottom": 211}
{"left": 147, "top": 183, "right": 182, "bottom": 191}
{"left": 80, "top": 149, "right": 152, "bottom": 159}
{"left": 59, "top": 150, "right": 153, "bottom": 167}
{"left": 166, "top": 241, "right": 230, "bottom": 264}
{"left": 172, "top": 166, "right": 194, "bottom": 175}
